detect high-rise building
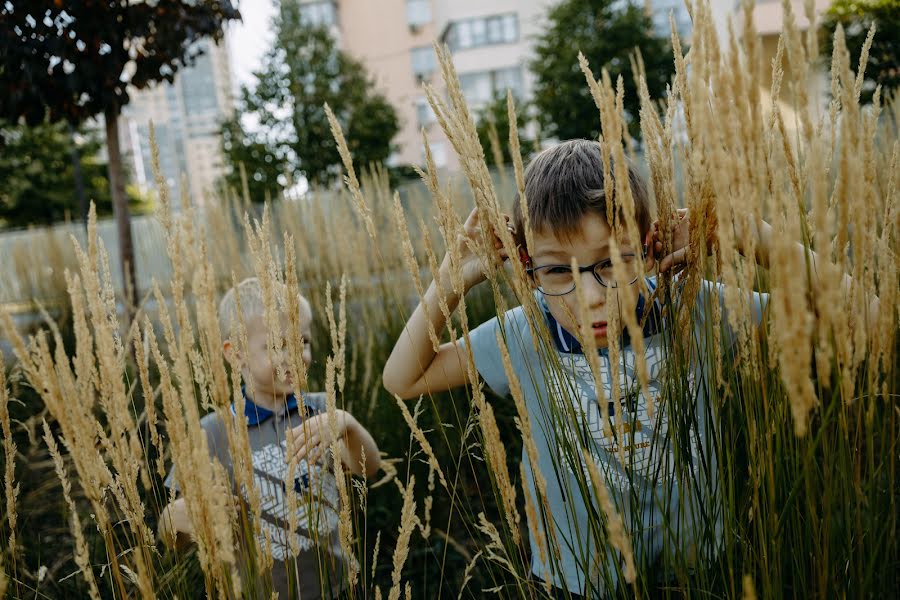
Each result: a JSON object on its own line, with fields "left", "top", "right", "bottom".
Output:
{"left": 121, "top": 38, "right": 234, "bottom": 207}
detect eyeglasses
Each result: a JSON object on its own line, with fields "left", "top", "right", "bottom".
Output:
{"left": 526, "top": 253, "right": 643, "bottom": 296}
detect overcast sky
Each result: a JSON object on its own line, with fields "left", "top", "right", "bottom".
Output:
{"left": 228, "top": 0, "right": 277, "bottom": 91}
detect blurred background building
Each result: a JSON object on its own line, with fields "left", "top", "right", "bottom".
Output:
{"left": 293, "top": 0, "right": 693, "bottom": 171}
{"left": 121, "top": 38, "right": 234, "bottom": 206}
{"left": 114, "top": 0, "right": 714, "bottom": 192}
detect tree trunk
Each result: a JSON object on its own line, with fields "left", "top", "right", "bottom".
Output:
{"left": 67, "top": 121, "right": 88, "bottom": 229}
{"left": 104, "top": 103, "right": 138, "bottom": 322}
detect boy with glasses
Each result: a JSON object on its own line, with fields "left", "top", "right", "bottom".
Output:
{"left": 382, "top": 139, "right": 768, "bottom": 597}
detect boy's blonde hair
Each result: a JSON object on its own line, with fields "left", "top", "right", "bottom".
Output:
{"left": 218, "top": 277, "right": 312, "bottom": 342}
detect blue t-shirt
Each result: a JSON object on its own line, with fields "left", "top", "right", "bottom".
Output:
{"left": 464, "top": 278, "right": 767, "bottom": 595}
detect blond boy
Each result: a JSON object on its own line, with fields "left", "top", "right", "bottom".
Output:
{"left": 161, "top": 277, "right": 380, "bottom": 599}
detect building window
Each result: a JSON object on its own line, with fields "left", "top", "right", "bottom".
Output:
{"left": 299, "top": 1, "right": 337, "bottom": 27}
{"left": 458, "top": 66, "right": 523, "bottom": 106}
{"left": 406, "top": 0, "right": 431, "bottom": 28}
{"left": 415, "top": 97, "right": 436, "bottom": 128}
{"left": 445, "top": 13, "right": 518, "bottom": 52}
{"left": 411, "top": 46, "right": 436, "bottom": 81}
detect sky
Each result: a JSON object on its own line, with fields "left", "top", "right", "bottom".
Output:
{"left": 228, "top": 0, "right": 277, "bottom": 91}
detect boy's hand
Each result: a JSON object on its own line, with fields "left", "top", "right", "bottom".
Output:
{"left": 446, "top": 207, "right": 513, "bottom": 291}
{"left": 286, "top": 410, "right": 353, "bottom": 468}
{"left": 651, "top": 208, "right": 690, "bottom": 273}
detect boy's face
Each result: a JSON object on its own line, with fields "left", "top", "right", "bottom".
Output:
{"left": 527, "top": 213, "right": 651, "bottom": 349}
{"left": 239, "top": 311, "right": 313, "bottom": 398}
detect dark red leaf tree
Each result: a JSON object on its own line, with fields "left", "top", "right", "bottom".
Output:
{"left": 0, "top": 0, "right": 240, "bottom": 314}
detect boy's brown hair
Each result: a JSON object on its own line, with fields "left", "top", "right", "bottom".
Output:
{"left": 512, "top": 139, "right": 654, "bottom": 254}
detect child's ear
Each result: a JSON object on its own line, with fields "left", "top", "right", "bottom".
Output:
{"left": 223, "top": 340, "right": 236, "bottom": 363}
{"left": 642, "top": 244, "right": 655, "bottom": 271}
{"left": 519, "top": 248, "right": 539, "bottom": 289}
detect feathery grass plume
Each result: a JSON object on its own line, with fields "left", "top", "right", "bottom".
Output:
{"left": 415, "top": 131, "right": 465, "bottom": 299}
{"left": 507, "top": 91, "right": 534, "bottom": 256}
{"left": 392, "top": 191, "right": 441, "bottom": 352}
{"left": 495, "top": 331, "right": 560, "bottom": 558}
{"left": 324, "top": 356, "right": 358, "bottom": 586}
{"left": 578, "top": 56, "right": 654, "bottom": 408}
{"left": 192, "top": 234, "right": 231, "bottom": 410}
{"left": 424, "top": 44, "right": 517, "bottom": 297}
{"left": 769, "top": 185, "right": 817, "bottom": 436}
{"left": 42, "top": 420, "right": 102, "bottom": 600}
{"left": 388, "top": 475, "right": 416, "bottom": 600}
{"left": 476, "top": 388, "right": 520, "bottom": 546}
{"left": 0, "top": 356, "right": 18, "bottom": 599}
{"left": 326, "top": 275, "right": 349, "bottom": 395}
{"left": 393, "top": 396, "right": 449, "bottom": 491}
{"left": 456, "top": 550, "right": 482, "bottom": 600}
{"left": 0, "top": 356, "right": 17, "bottom": 558}
{"left": 474, "top": 512, "right": 515, "bottom": 572}
{"left": 371, "top": 530, "right": 382, "bottom": 580}
{"left": 420, "top": 463, "right": 434, "bottom": 539}
{"left": 419, "top": 219, "right": 461, "bottom": 349}
{"left": 147, "top": 317, "right": 239, "bottom": 595}
{"left": 283, "top": 235, "right": 311, "bottom": 394}
{"left": 326, "top": 103, "right": 378, "bottom": 243}
{"left": 66, "top": 208, "right": 153, "bottom": 551}
{"left": 218, "top": 275, "right": 268, "bottom": 572}
{"left": 133, "top": 325, "right": 165, "bottom": 478}
{"left": 581, "top": 448, "right": 636, "bottom": 585}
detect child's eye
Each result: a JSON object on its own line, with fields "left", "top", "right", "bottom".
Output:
{"left": 545, "top": 266, "right": 571, "bottom": 275}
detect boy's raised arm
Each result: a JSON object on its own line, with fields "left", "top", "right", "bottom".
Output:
{"left": 383, "top": 208, "right": 505, "bottom": 399}
{"left": 653, "top": 211, "right": 880, "bottom": 329}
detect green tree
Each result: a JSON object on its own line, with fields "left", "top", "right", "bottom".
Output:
{"left": 232, "top": 0, "right": 399, "bottom": 189}
{"left": 531, "top": 0, "right": 676, "bottom": 142}
{"left": 0, "top": 0, "right": 239, "bottom": 311}
{"left": 219, "top": 104, "right": 287, "bottom": 204}
{"left": 822, "top": 0, "right": 900, "bottom": 104}
{"left": 0, "top": 119, "right": 147, "bottom": 228}
{"left": 475, "top": 94, "right": 534, "bottom": 168}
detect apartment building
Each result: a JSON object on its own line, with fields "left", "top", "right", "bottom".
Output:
{"left": 309, "top": 0, "right": 700, "bottom": 170}
{"left": 121, "top": 38, "right": 234, "bottom": 206}
{"left": 735, "top": 0, "right": 831, "bottom": 123}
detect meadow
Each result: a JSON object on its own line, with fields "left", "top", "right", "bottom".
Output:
{"left": 1, "top": 2, "right": 898, "bottom": 598}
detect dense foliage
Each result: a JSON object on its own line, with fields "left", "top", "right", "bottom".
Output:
{"left": 531, "top": 0, "right": 675, "bottom": 141}
{"left": 822, "top": 0, "right": 900, "bottom": 104}
{"left": 222, "top": 0, "right": 399, "bottom": 193}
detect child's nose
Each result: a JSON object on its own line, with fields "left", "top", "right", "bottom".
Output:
{"left": 579, "top": 271, "right": 608, "bottom": 305}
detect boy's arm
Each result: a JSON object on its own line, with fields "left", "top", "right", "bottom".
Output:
{"left": 158, "top": 497, "right": 194, "bottom": 551}
{"left": 381, "top": 262, "right": 471, "bottom": 399}
{"left": 383, "top": 208, "right": 507, "bottom": 399}
{"left": 339, "top": 413, "right": 381, "bottom": 478}
{"left": 286, "top": 410, "right": 381, "bottom": 477}
{"left": 654, "top": 213, "right": 879, "bottom": 326}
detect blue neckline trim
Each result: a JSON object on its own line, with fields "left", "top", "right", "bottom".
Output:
{"left": 233, "top": 386, "right": 313, "bottom": 426}
{"left": 540, "top": 277, "right": 663, "bottom": 355}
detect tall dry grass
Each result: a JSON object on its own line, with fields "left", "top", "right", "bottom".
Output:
{"left": 0, "top": 1, "right": 897, "bottom": 598}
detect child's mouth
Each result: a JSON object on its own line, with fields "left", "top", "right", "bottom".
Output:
{"left": 592, "top": 321, "right": 608, "bottom": 337}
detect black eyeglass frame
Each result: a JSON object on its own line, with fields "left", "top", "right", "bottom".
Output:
{"left": 525, "top": 248, "right": 648, "bottom": 297}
